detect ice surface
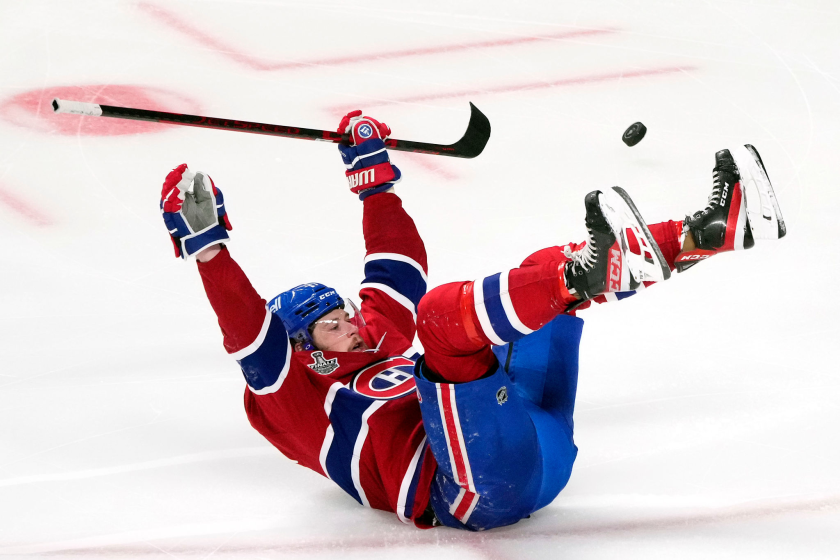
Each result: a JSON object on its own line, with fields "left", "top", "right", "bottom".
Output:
{"left": 1, "top": 0, "right": 838, "bottom": 558}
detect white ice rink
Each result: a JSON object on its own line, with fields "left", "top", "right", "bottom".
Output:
{"left": 2, "top": 0, "right": 839, "bottom": 557}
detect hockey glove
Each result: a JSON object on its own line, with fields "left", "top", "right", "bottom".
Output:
{"left": 160, "top": 164, "right": 232, "bottom": 259}
{"left": 336, "top": 110, "right": 401, "bottom": 201}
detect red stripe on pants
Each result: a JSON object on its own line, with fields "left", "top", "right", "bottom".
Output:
{"left": 439, "top": 385, "right": 470, "bottom": 488}
{"left": 454, "top": 490, "right": 477, "bottom": 522}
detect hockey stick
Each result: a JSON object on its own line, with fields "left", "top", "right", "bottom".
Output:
{"left": 51, "top": 99, "right": 491, "bottom": 159}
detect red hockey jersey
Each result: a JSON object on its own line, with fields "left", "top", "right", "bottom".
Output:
{"left": 197, "top": 193, "right": 437, "bottom": 525}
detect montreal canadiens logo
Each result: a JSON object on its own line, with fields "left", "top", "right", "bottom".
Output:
{"left": 351, "top": 357, "right": 416, "bottom": 400}
{"left": 357, "top": 123, "right": 374, "bottom": 139}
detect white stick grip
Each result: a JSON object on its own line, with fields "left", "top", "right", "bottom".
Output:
{"left": 51, "top": 98, "right": 103, "bottom": 117}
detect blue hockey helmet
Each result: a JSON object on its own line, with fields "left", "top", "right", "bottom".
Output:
{"left": 268, "top": 283, "right": 345, "bottom": 350}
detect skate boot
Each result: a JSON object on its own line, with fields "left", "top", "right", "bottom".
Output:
{"left": 564, "top": 187, "right": 670, "bottom": 302}
{"left": 731, "top": 144, "right": 786, "bottom": 241}
{"left": 675, "top": 149, "right": 754, "bottom": 272}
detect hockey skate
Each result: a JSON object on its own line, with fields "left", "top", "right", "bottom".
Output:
{"left": 731, "top": 144, "right": 787, "bottom": 241}
{"left": 675, "top": 147, "right": 775, "bottom": 272}
{"left": 564, "top": 187, "right": 671, "bottom": 302}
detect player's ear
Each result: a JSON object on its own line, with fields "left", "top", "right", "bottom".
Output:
{"left": 294, "top": 341, "right": 305, "bottom": 352}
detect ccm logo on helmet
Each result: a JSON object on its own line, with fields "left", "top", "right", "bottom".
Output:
{"left": 352, "top": 357, "right": 416, "bottom": 400}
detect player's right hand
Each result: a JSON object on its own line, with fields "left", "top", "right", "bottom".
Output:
{"left": 336, "top": 111, "right": 401, "bottom": 201}
{"left": 337, "top": 110, "right": 391, "bottom": 146}
{"left": 160, "top": 164, "right": 232, "bottom": 259}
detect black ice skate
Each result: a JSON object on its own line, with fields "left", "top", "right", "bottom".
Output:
{"left": 676, "top": 149, "right": 756, "bottom": 272}
{"left": 564, "top": 187, "right": 670, "bottom": 302}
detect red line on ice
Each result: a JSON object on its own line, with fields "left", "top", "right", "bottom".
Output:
{"left": 0, "top": 185, "right": 53, "bottom": 226}
{"left": 328, "top": 66, "right": 695, "bottom": 113}
{"left": 137, "top": 1, "right": 615, "bottom": 71}
{"left": 402, "top": 153, "right": 459, "bottom": 180}
{"left": 29, "top": 493, "right": 840, "bottom": 556}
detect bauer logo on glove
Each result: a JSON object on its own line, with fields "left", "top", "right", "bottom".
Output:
{"left": 160, "top": 164, "right": 232, "bottom": 259}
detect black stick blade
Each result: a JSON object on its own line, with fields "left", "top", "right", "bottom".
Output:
{"left": 456, "top": 102, "right": 492, "bottom": 158}
{"left": 387, "top": 102, "right": 491, "bottom": 158}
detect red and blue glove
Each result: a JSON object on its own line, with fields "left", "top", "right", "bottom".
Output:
{"left": 160, "top": 164, "right": 232, "bottom": 259}
{"left": 337, "top": 110, "right": 401, "bottom": 200}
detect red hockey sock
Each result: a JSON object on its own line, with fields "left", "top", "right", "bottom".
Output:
{"left": 417, "top": 260, "right": 573, "bottom": 383}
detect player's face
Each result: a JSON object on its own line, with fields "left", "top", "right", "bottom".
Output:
{"left": 310, "top": 308, "right": 369, "bottom": 353}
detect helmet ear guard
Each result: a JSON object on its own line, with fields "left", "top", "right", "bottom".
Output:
{"left": 268, "top": 283, "right": 346, "bottom": 350}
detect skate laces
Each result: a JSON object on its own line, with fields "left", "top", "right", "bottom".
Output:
{"left": 698, "top": 170, "right": 723, "bottom": 216}
{"left": 564, "top": 227, "right": 599, "bottom": 272}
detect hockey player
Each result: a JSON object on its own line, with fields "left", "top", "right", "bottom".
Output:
{"left": 159, "top": 112, "right": 784, "bottom": 531}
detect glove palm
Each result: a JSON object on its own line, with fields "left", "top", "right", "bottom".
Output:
{"left": 160, "top": 164, "right": 232, "bottom": 259}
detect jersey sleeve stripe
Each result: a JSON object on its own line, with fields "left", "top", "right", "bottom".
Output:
{"left": 359, "top": 283, "right": 418, "bottom": 321}
{"left": 244, "top": 336, "right": 291, "bottom": 395}
{"left": 471, "top": 276, "right": 506, "bottom": 346}
{"left": 230, "top": 308, "right": 272, "bottom": 361}
{"left": 362, "top": 259, "right": 427, "bottom": 309}
{"left": 365, "top": 253, "right": 428, "bottom": 282}
{"left": 236, "top": 312, "right": 292, "bottom": 395}
{"left": 396, "top": 436, "right": 428, "bottom": 524}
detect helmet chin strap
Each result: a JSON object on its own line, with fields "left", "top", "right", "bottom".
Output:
{"left": 362, "top": 333, "right": 387, "bottom": 353}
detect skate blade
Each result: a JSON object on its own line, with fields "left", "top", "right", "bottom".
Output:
{"left": 731, "top": 145, "right": 787, "bottom": 240}
{"left": 601, "top": 187, "right": 671, "bottom": 283}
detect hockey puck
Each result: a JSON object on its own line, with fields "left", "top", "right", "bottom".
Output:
{"left": 622, "top": 121, "right": 647, "bottom": 147}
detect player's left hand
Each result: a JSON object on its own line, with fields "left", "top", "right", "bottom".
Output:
{"left": 160, "top": 164, "right": 232, "bottom": 259}
{"left": 336, "top": 111, "right": 401, "bottom": 201}
{"left": 337, "top": 110, "right": 391, "bottom": 146}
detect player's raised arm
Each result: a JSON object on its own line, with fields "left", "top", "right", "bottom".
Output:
{"left": 160, "top": 163, "right": 232, "bottom": 260}
{"left": 336, "top": 112, "right": 429, "bottom": 344}
{"left": 159, "top": 164, "right": 292, "bottom": 393}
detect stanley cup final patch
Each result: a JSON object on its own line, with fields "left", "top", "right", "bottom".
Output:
{"left": 308, "top": 351, "right": 340, "bottom": 375}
